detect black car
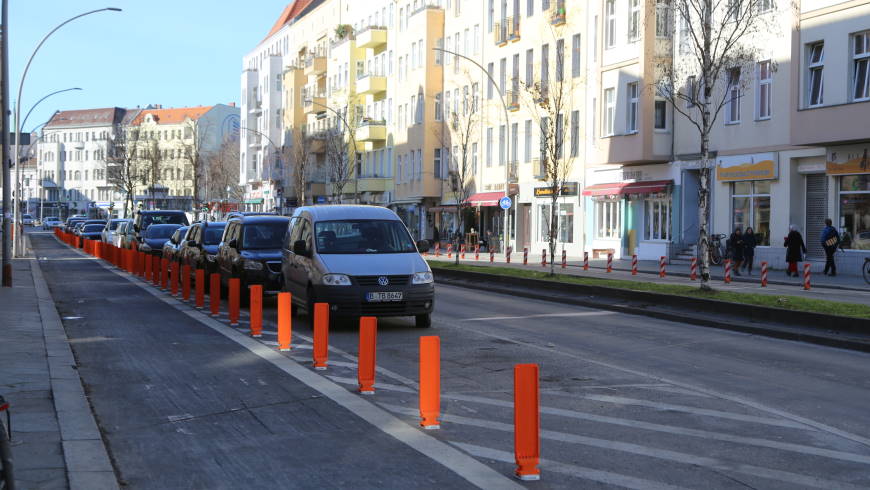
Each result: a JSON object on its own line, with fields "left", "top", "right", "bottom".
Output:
{"left": 79, "top": 223, "right": 105, "bottom": 241}
{"left": 161, "top": 226, "right": 190, "bottom": 263}
{"left": 217, "top": 216, "right": 289, "bottom": 291}
{"left": 138, "top": 224, "right": 183, "bottom": 256}
{"left": 179, "top": 221, "right": 227, "bottom": 274}
{"left": 64, "top": 217, "right": 87, "bottom": 233}
{"left": 133, "top": 210, "right": 189, "bottom": 243}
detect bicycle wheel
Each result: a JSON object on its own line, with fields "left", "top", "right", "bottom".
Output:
{"left": 710, "top": 246, "right": 722, "bottom": 266}
{"left": 863, "top": 260, "right": 870, "bottom": 285}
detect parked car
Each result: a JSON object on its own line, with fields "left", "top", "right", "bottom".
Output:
{"left": 64, "top": 216, "right": 87, "bottom": 233}
{"left": 161, "top": 226, "right": 190, "bottom": 263}
{"left": 280, "top": 206, "right": 433, "bottom": 327}
{"left": 42, "top": 217, "right": 62, "bottom": 230}
{"left": 73, "top": 222, "right": 87, "bottom": 236}
{"left": 225, "top": 211, "right": 277, "bottom": 220}
{"left": 132, "top": 210, "right": 189, "bottom": 243}
{"left": 179, "top": 221, "right": 227, "bottom": 274}
{"left": 138, "top": 224, "right": 183, "bottom": 256}
{"left": 113, "top": 221, "right": 133, "bottom": 249}
{"left": 102, "top": 219, "right": 131, "bottom": 243}
{"left": 79, "top": 223, "right": 105, "bottom": 241}
{"left": 217, "top": 216, "right": 289, "bottom": 292}
{"left": 77, "top": 220, "right": 106, "bottom": 237}
{"left": 21, "top": 214, "right": 34, "bottom": 226}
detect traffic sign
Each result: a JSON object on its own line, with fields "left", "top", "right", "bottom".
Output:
{"left": 499, "top": 196, "right": 512, "bottom": 210}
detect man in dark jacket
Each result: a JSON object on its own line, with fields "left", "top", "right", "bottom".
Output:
{"left": 821, "top": 218, "right": 839, "bottom": 276}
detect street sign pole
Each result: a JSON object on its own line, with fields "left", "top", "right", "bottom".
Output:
{"left": 1, "top": 0, "right": 12, "bottom": 286}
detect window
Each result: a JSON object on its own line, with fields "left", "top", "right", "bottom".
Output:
{"left": 434, "top": 148, "right": 442, "bottom": 179}
{"left": 656, "top": 0, "right": 671, "bottom": 38}
{"left": 852, "top": 32, "right": 870, "bottom": 101}
{"left": 555, "top": 113, "right": 564, "bottom": 159}
{"left": 807, "top": 42, "right": 824, "bottom": 107}
{"left": 627, "top": 82, "right": 639, "bottom": 133}
{"left": 524, "top": 120, "right": 532, "bottom": 162}
{"left": 488, "top": 0, "right": 494, "bottom": 32}
{"left": 595, "top": 200, "right": 621, "bottom": 238}
{"left": 839, "top": 175, "right": 870, "bottom": 250}
{"left": 486, "top": 127, "right": 493, "bottom": 167}
{"left": 539, "top": 204, "right": 551, "bottom": 242}
{"left": 645, "top": 197, "right": 671, "bottom": 240}
{"left": 725, "top": 68, "right": 741, "bottom": 124}
{"left": 498, "top": 125, "right": 506, "bottom": 166}
{"left": 435, "top": 93, "right": 443, "bottom": 121}
{"left": 540, "top": 116, "right": 549, "bottom": 164}
{"left": 510, "top": 122, "right": 518, "bottom": 164}
{"left": 472, "top": 142, "right": 478, "bottom": 174}
{"left": 541, "top": 43, "right": 550, "bottom": 96}
{"left": 487, "top": 62, "right": 495, "bottom": 99}
{"left": 474, "top": 25, "right": 480, "bottom": 54}
{"left": 756, "top": 60, "right": 772, "bottom": 119}
{"left": 527, "top": 0, "right": 534, "bottom": 16}
{"left": 526, "top": 48, "right": 534, "bottom": 86}
{"left": 604, "top": 88, "right": 615, "bottom": 136}
{"left": 628, "top": 0, "right": 641, "bottom": 41}
{"left": 571, "top": 34, "right": 581, "bottom": 77}
{"left": 731, "top": 181, "right": 770, "bottom": 245}
{"left": 686, "top": 75, "right": 697, "bottom": 107}
{"left": 605, "top": 0, "right": 615, "bottom": 48}
{"left": 559, "top": 204, "right": 574, "bottom": 243}
{"left": 500, "top": 57, "right": 507, "bottom": 94}
{"left": 555, "top": 39, "right": 565, "bottom": 82}
{"left": 570, "top": 110, "right": 579, "bottom": 157}
{"left": 757, "top": 0, "right": 775, "bottom": 13}
{"left": 654, "top": 99, "right": 667, "bottom": 129}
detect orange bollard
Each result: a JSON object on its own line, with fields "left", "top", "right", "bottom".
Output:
{"left": 313, "top": 303, "right": 329, "bottom": 370}
{"left": 514, "top": 363, "right": 541, "bottom": 481}
{"left": 523, "top": 247, "right": 528, "bottom": 265}
{"left": 170, "top": 261, "right": 179, "bottom": 296}
{"left": 760, "top": 261, "right": 768, "bottom": 287}
{"left": 561, "top": 249, "right": 567, "bottom": 269}
{"left": 161, "top": 259, "right": 170, "bottom": 290}
{"left": 210, "top": 273, "right": 221, "bottom": 316}
{"left": 659, "top": 256, "right": 667, "bottom": 278}
{"left": 182, "top": 265, "right": 191, "bottom": 301}
{"left": 145, "top": 253, "right": 152, "bottom": 279}
{"left": 541, "top": 248, "right": 546, "bottom": 267}
{"left": 195, "top": 269, "right": 205, "bottom": 308}
{"left": 249, "top": 285, "right": 263, "bottom": 337}
{"left": 803, "top": 263, "right": 811, "bottom": 290}
{"left": 419, "top": 336, "right": 440, "bottom": 429}
{"left": 152, "top": 256, "right": 160, "bottom": 285}
{"left": 228, "top": 278, "right": 240, "bottom": 325}
{"left": 277, "top": 292, "right": 292, "bottom": 351}
{"left": 358, "top": 316, "right": 377, "bottom": 394}
{"left": 138, "top": 252, "right": 146, "bottom": 277}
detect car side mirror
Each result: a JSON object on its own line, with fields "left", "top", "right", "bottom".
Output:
{"left": 293, "top": 239, "right": 308, "bottom": 256}
{"left": 416, "top": 239, "right": 430, "bottom": 253}
{"left": 228, "top": 239, "right": 238, "bottom": 250}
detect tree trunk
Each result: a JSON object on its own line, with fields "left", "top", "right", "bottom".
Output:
{"left": 454, "top": 211, "right": 463, "bottom": 266}
{"left": 549, "top": 192, "right": 558, "bottom": 276}
{"left": 698, "top": 130, "right": 712, "bottom": 291}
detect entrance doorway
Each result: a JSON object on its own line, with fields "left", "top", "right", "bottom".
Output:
{"left": 805, "top": 174, "right": 827, "bottom": 259}
{"left": 681, "top": 169, "right": 700, "bottom": 246}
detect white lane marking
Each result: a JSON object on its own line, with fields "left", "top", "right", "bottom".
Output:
{"left": 431, "top": 306, "right": 870, "bottom": 449}
{"left": 452, "top": 442, "right": 694, "bottom": 490}
{"left": 462, "top": 311, "right": 616, "bottom": 322}
{"left": 93, "top": 259, "right": 520, "bottom": 490}
{"left": 379, "top": 403, "right": 867, "bottom": 490}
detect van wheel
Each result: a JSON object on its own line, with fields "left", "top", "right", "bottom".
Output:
{"left": 415, "top": 314, "right": 432, "bottom": 328}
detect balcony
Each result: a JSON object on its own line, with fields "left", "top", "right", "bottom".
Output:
{"left": 532, "top": 158, "right": 546, "bottom": 180}
{"left": 493, "top": 22, "right": 507, "bottom": 46}
{"left": 302, "top": 92, "right": 327, "bottom": 114}
{"left": 508, "top": 161, "right": 518, "bottom": 183}
{"left": 357, "top": 26, "right": 387, "bottom": 49}
{"left": 550, "top": 1, "right": 566, "bottom": 26}
{"left": 357, "top": 72, "right": 387, "bottom": 95}
{"left": 357, "top": 177, "right": 392, "bottom": 193}
{"left": 355, "top": 119, "right": 386, "bottom": 144}
{"left": 506, "top": 17, "right": 520, "bottom": 42}
{"left": 304, "top": 53, "right": 327, "bottom": 76}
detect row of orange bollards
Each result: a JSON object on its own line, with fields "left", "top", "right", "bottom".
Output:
{"left": 55, "top": 229, "right": 542, "bottom": 480}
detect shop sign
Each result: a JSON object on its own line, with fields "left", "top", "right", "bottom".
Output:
{"left": 534, "top": 181, "right": 579, "bottom": 198}
{"left": 249, "top": 188, "right": 263, "bottom": 199}
{"left": 716, "top": 153, "right": 778, "bottom": 181}
{"left": 826, "top": 144, "right": 870, "bottom": 175}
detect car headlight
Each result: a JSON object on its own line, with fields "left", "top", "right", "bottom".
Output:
{"left": 206, "top": 254, "right": 217, "bottom": 262}
{"left": 139, "top": 244, "right": 152, "bottom": 252}
{"left": 412, "top": 271, "right": 434, "bottom": 284}
{"left": 322, "top": 273, "right": 352, "bottom": 286}
{"left": 244, "top": 261, "right": 263, "bottom": 270}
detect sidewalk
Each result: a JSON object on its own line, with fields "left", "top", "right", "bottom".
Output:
{"left": 0, "top": 237, "right": 117, "bottom": 489}
{"left": 426, "top": 252, "right": 870, "bottom": 306}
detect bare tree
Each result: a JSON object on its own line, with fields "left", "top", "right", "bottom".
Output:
{"left": 106, "top": 127, "right": 141, "bottom": 217}
{"left": 323, "top": 101, "right": 360, "bottom": 203}
{"left": 139, "top": 138, "right": 165, "bottom": 207}
{"left": 179, "top": 118, "right": 211, "bottom": 209}
{"left": 290, "top": 126, "right": 313, "bottom": 206}
{"left": 655, "top": 0, "right": 778, "bottom": 290}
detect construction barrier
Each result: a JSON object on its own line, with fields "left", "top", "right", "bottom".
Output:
{"left": 803, "top": 263, "right": 811, "bottom": 290}
{"left": 690, "top": 257, "right": 698, "bottom": 281}
{"left": 447, "top": 244, "right": 453, "bottom": 259}
{"left": 435, "top": 244, "right": 440, "bottom": 256}
{"left": 358, "top": 316, "right": 377, "bottom": 394}
{"left": 313, "top": 303, "right": 329, "bottom": 370}
{"left": 514, "top": 363, "right": 541, "bottom": 481}
{"left": 460, "top": 244, "right": 466, "bottom": 260}
{"left": 475, "top": 245, "right": 480, "bottom": 261}
{"left": 659, "top": 256, "right": 667, "bottom": 278}
{"left": 419, "top": 336, "right": 440, "bottom": 429}
{"left": 760, "top": 262, "right": 768, "bottom": 287}
{"left": 506, "top": 246, "right": 512, "bottom": 264}
{"left": 277, "top": 292, "right": 292, "bottom": 351}
{"left": 490, "top": 249, "right": 495, "bottom": 263}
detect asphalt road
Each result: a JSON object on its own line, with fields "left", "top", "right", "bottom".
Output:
{"left": 32, "top": 231, "right": 870, "bottom": 489}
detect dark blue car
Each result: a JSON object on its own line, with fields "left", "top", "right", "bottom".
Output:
{"left": 138, "top": 224, "right": 183, "bottom": 256}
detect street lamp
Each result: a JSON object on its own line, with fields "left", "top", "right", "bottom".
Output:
{"left": 10, "top": 7, "right": 121, "bottom": 258}
{"left": 433, "top": 47, "right": 512, "bottom": 253}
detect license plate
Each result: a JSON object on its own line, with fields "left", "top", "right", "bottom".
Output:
{"left": 366, "top": 291, "right": 403, "bottom": 302}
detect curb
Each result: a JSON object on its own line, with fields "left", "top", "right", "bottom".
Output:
{"left": 29, "top": 234, "right": 120, "bottom": 490}
{"left": 432, "top": 267, "right": 870, "bottom": 353}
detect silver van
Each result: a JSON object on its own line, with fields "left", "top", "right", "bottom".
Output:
{"left": 281, "top": 205, "right": 434, "bottom": 327}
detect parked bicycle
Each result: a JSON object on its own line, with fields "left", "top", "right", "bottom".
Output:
{"left": 863, "top": 257, "right": 870, "bottom": 285}
{"left": 709, "top": 234, "right": 726, "bottom": 266}
{"left": 0, "top": 396, "right": 15, "bottom": 490}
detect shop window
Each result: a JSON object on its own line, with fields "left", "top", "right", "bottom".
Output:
{"left": 644, "top": 197, "right": 671, "bottom": 240}
{"left": 595, "top": 199, "right": 621, "bottom": 239}
{"left": 559, "top": 203, "right": 574, "bottom": 243}
{"left": 731, "top": 181, "right": 770, "bottom": 245}
{"left": 838, "top": 175, "right": 870, "bottom": 250}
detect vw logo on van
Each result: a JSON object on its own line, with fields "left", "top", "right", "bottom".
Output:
{"left": 377, "top": 276, "right": 389, "bottom": 286}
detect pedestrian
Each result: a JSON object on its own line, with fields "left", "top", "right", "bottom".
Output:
{"left": 784, "top": 224, "right": 806, "bottom": 277}
{"left": 742, "top": 226, "right": 757, "bottom": 275}
{"left": 432, "top": 226, "right": 440, "bottom": 251}
{"left": 729, "top": 227, "right": 744, "bottom": 275}
{"left": 820, "top": 218, "right": 840, "bottom": 276}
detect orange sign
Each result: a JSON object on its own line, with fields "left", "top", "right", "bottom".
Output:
{"left": 826, "top": 145, "right": 870, "bottom": 175}
{"left": 716, "top": 153, "right": 778, "bottom": 181}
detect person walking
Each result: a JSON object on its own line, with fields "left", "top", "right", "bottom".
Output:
{"left": 820, "top": 218, "right": 840, "bottom": 276}
{"left": 729, "top": 227, "right": 744, "bottom": 275}
{"left": 784, "top": 224, "right": 807, "bottom": 277}
{"left": 742, "top": 226, "right": 757, "bottom": 275}
{"left": 432, "top": 226, "right": 441, "bottom": 251}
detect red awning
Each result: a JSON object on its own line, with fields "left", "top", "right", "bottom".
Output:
{"left": 582, "top": 180, "right": 673, "bottom": 197}
{"left": 465, "top": 191, "right": 504, "bottom": 207}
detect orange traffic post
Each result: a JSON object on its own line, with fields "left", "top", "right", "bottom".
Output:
{"left": 182, "top": 265, "right": 191, "bottom": 301}
{"left": 228, "top": 278, "right": 240, "bottom": 325}
{"left": 170, "top": 261, "right": 179, "bottom": 296}
{"left": 152, "top": 256, "right": 160, "bottom": 286}
{"left": 161, "top": 259, "right": 170, "bottom": 290}
{"left": 145, "top": 253, "right": 152, "bottom": 279}
{"left": 210, "top": 273, "right": 221, "bottom": 316}
{"left": 419, "top": 336, "right": 440, "bottom": 429}
{"left": 277, "top": 292, "right": 292, "bottom": 351}
{"left": 139, "top": 252, "right": 147, "bottom": 278}
{"left": 357, "top": 316, "right": 377, "bottom": 395}
{"left": 195, "top": 269, "right": 205, "bottom": 308}
{"left": 514, "top": 363, "right": 541, "bottom": 481}
{"left": 249, "top": 285, "right": 263, "bottom": 337}
{"left": 312, "top": 303, "right": 329, "bottom": 370}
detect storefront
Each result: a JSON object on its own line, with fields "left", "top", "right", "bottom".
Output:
{"left": 527, "top": 182, "right": 583, "bottom": 257}
{"left": 824, "top": 143, "right": 870, "bottom": 273}
{"left": 465, "top": 192, "right": 505, "bottom": 251}
{"left": 716, "top": 152, "right": 776, "bottom": 248}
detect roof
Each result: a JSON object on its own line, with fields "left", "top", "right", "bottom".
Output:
{"left": 238, "top": 216, "right": 291, "bottom": 225}
{"left": 261, "top": 0, "right": 316, "bottom": 43}
{"left": 297, "top": 205, "right": 401, "bottom": 222}
{"left": 129, "top": 106, "right": 213, "bottom": 126}
{"left": 44, "top": 108, "right": 127, "bottom": 129}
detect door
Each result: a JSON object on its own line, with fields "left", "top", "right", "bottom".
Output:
{"left": 518, "top": 203, "right": 531, "bottom": 251}
{"left": 805, "top": 174, "right": 827, "bottom": 259}
{"left": 682, "top": 170, "right": 700, "bottom": 246}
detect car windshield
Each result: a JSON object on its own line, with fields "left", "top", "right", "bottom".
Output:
{"left": 242, "top": 222, "right": 286, "bottom": 250}
{"left": 142, "top": 214, "right": 187, "bottom": 228}
{"left": 23, "top": 214, "right": 32, "bottom": 219}
{"left": 314, "top": 219, "right": 416, "bottom": 254}
{"left": 109, "top": 220, "right": 126, "bottom": 230}
{"left": 146, "top": 225, "right": 181, "bottom": 239}
{"left": 204, "top": 226, "right": 226, "bottom": 245}
{"left": 83, "top": 224, "right": 103, "bottom": 232}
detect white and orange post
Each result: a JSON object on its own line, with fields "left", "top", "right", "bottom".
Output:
{"left": 760, "top": 261, "right": 768, "bottom": 287}
{"left": 435, "top": 243, "right": 441, "bottom": 256}
{"left": 803, "top": 263, "right": 811, "bottom": 290}
{"left": 506, "top": 246, "right": 512, "bottom": 264}
{"left": 447, "top": 244, "right": 453, "bottom": 259}
{"left": 690, "top": 257, "right": 698, "bottom": 281}
{"left": 561, "top": 250, "right": 567, "bottom": 269}
{"left": 541, "top": 248, "right": 547, "bottom": 267}
{"left": 460, "top": 244, "right": 466, "bottom": 260}
{"left": 659, "top": 256, "right": 667, "bottom": 278}
{"left": 490, "top": 249, "right": 495, "bottom": 263}
{"left": 475, "top": 244, "right": 480, "bottom": 261}
{"left": 631, "top": 254, "right": 638, "bottom": 276}
{"left": 583, "top": 251, "right": 589, "bottom": 271}
{"left": 606, "top": 253, "right": 613, "bottom": 273}
{"left": 523, "top": 247, "right": 528, "bottom": 266}
{"left": 724, "top": 259, "right": 732, "bottom": 284}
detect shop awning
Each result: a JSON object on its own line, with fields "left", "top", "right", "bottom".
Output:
{"left": 465, "top": 191, "right": 504, "bottom": 207}
{"left": 582, "top": 180, "right": 673, "bottom": 196}
{"left": 243, "top": 198, "right": 264, "bottom": 204}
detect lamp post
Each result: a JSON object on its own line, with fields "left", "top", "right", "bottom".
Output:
{"left": 10, "top": 7, "right": 121, "bottom": 258}
{"left": 433, "top": 47, "right": 512, "bottom": 253}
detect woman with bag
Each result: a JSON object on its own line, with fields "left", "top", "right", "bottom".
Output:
{"left": 784, "top": 224, "right": 806, "bottom": 277}
{"left": 742, "top": 226, "right": 757, "bottom": 275}
{"left": 729, "top": 227, "right": 744, "bottom": 275}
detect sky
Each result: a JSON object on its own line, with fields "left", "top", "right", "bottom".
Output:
{"left": 9, "top": 0, "right": 289, "bottom": 134}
